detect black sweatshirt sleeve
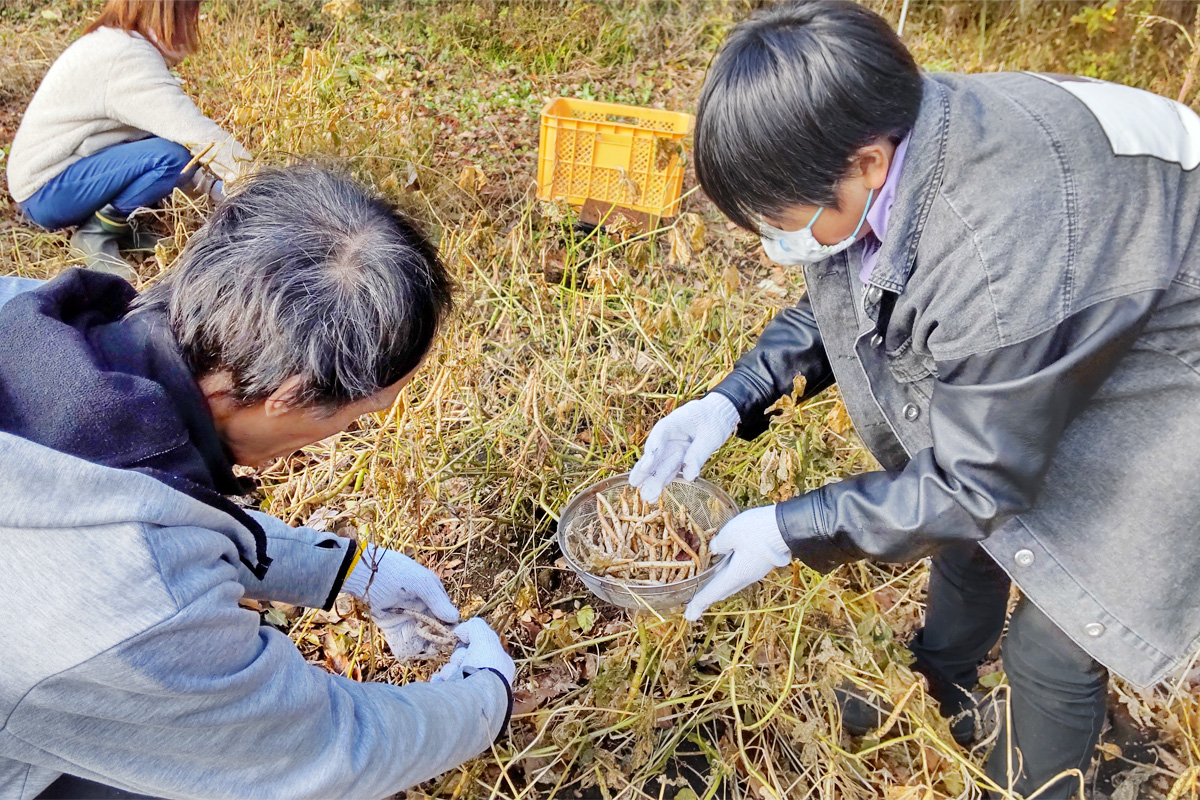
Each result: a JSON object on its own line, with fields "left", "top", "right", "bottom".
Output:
{"left": 711, "top": 293, "right": 837, "bottom": 440}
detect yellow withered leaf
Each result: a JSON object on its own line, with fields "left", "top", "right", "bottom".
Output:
{"left": 300, "top": 47, "right": 330, "bottom": 78}
{"left": 681, "top": 212, "right": 706, "bottom": 252}
{"left": 722, "top": 263, "right": 740, "bottom": 296}
{"left": 668, "top": 225, "right": 692, "bottom": 266}
{"left": 321, "top": 0, "right": 362, "bottom": 19}
{"left": 687, "top": 295, "right": 717, "bottom": 321}
{"left": 826, "top": 397, "right": 853, "bottom": 434}
{"left": 457, "top": 165, "right": 486, "bottom": 193}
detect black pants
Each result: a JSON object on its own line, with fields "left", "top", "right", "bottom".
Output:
{"left": 908, "top": 542, "right": 1108, "bottom": 799}
{"left": 36, "top": 774, "right": 157, "bottom": 799}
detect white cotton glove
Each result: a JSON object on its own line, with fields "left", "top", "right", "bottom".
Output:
{"left": 683, "top": 505, "right": 792, "bottom": 621}
{"left": 430, "top": 618, "right": 516, "bottom": 685}
{"left": 629, "top": 393, "right": 741, "bottom": 503}
{"left": 341, "top": 544, "right": 461, "bottom": 661}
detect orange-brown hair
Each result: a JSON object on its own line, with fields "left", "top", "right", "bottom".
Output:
{"left": 84, "top": 0, "right": 202, "bottom": 59}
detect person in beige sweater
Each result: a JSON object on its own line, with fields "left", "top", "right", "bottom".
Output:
{"left": 8, "top": 0, "right": 252, "bottom": 279}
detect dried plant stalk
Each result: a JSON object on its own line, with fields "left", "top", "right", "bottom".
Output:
{"left": 567, "top": 487, "right": 718, "bottom": 585}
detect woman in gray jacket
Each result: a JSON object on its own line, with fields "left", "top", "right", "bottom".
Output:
{"left": 7, "top": 0, "right": 251, "bottom": 279}
{"left": 632, "top": 2, "right": 1200, "bottom": 797}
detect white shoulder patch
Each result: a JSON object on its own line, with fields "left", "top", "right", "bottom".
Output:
{"left": 1029, "top": 73, "right": 1200, "bottom": 170}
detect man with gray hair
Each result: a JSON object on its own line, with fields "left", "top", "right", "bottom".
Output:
{"left": 0, "top": 165, "right": 513, "bottom": 800}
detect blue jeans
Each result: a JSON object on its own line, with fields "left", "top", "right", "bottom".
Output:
{"left": 20, "top": 137, "right": 195, "bottom": 230}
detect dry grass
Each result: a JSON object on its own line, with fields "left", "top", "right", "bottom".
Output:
{"left": 2, "top": 1, "right": 1199, "bottom": 798}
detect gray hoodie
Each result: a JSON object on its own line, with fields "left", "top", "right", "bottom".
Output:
{"left": 0, "top": 285, "right": 506, "bottom": 800}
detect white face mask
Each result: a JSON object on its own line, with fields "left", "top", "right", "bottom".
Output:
{"left": 759, "top": 188, "right": 874, "bottom": 266}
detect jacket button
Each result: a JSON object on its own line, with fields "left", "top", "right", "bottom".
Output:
{"left": 865, "top": 285, "right": 883, "bottom": 303}
{"left": 1085, "top": 622, "right": 1105, "bottom": 637}
{"left": 902, "top": 403, "right": 920, "bottom": 421}
{"left": 1014, "top": 549, "right": 1035, "bottom": 567}
{"left": 870, "top": 332, "right": 884, "bottom": 347}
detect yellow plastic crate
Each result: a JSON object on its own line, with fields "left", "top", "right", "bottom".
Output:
{"left": 537, "top": 98, "right": 694, "bottom": 218}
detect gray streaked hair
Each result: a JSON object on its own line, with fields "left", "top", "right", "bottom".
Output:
{"left": 135, "top": 164, "right": 454, "bottom": 410}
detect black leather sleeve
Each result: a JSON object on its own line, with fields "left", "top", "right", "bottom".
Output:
{"left": 776, "top": 291, "right": 1161, "bottom": 571}
{"left": 711, "top": 293, "right": 836, "bottom": 440}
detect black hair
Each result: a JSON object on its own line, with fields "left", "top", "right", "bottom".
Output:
{"left": 695, "top": 0, "right": 923, "bottom": 231}
{"left": 135, "top": 164, "right": 454, "bottom": 411}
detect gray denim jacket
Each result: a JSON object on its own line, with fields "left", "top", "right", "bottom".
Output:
{"left": 714, "top": 72, "right": 1200, "bottom": 688}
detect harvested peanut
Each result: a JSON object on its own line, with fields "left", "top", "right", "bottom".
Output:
{"left": 567, "top": 487, "right": 718, "bottom": 585}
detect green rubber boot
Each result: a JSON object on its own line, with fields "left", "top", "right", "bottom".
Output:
{"left": 98, "top": 205, "right": 162, "bottom": 251}
{"left": 114, "top": 209, "right": 164, "bottom": 252}
{"left": 70, "top": 206, "right": 138, "bottom": 282}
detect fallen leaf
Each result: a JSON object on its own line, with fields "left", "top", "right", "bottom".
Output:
{"left": 631, "top": 351, "right": 657, "bottom": 374}
{"left": 333, "top": 594, "right": 356, "bottom": 617}
{"left": 722, "top": 263, "right": 740, "bottom": 295}
{"left": 887, "top": 787, "right": 933, "bottom": 800}
{"left": 826, "top": 398, "right": 853, "bottom": 434}
{"left": 303, "top": 506, "right": 340, "bottom": 532}
{"left": 757, "top": 277, "right": 786, "bottom": 297}
{"left": 321, "top": 0, "right": 361, "bottom": 18}
{"left": 323, "top": 632, "right": 350, "bottom": 676}
{"left": 941, "top": 771, "right": 966, "bottom": 796}
{"left": 575, "top": 605, "right": 596, "bottom": 633}
{"left": 403, "top": 161, "right": 420, "bottom": 190}
{"left": 668, "top": 225, "right": 692, "bottom": 266}
{"left": 625, "top": 239, "right": 651, "bottom": 269}
{"left": 541, "top": 247, "right": 567, "bottom": 283}
{"left": 679, "top": 212, "right": 706, "bottom": 253}
{"left": 519, "top": 618, "right": 542, "bottom": 641}
{"left": 457, "top": 165, "right": 486, "bottom": 193}
{"left": 627, "top": 735, "right": 654, "bottom": 770}
{"left": 978, "top": 670, "right": 1006, "bottom": 688}
{"left": 584, "top": 653, "right": 600, "bottom": 679}
{"left": 759, "top": 449, "right": 780, "bottom": 495}
{"left": 512, "top": 665, "right": 579, "bottom": 714}
{"left": 300, "top": 47, "right": 330, "bottom": 73}
{"left": 688, "top": 296, "right": 717, "bottom": 321}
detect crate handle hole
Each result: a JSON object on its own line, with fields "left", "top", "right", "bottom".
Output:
{"left": 602, "top": 114, "right": 643, "bottom": 125}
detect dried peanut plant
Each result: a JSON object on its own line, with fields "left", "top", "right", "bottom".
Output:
{"left": 3, "top": 2, "right": 1199, "bottom": 798}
